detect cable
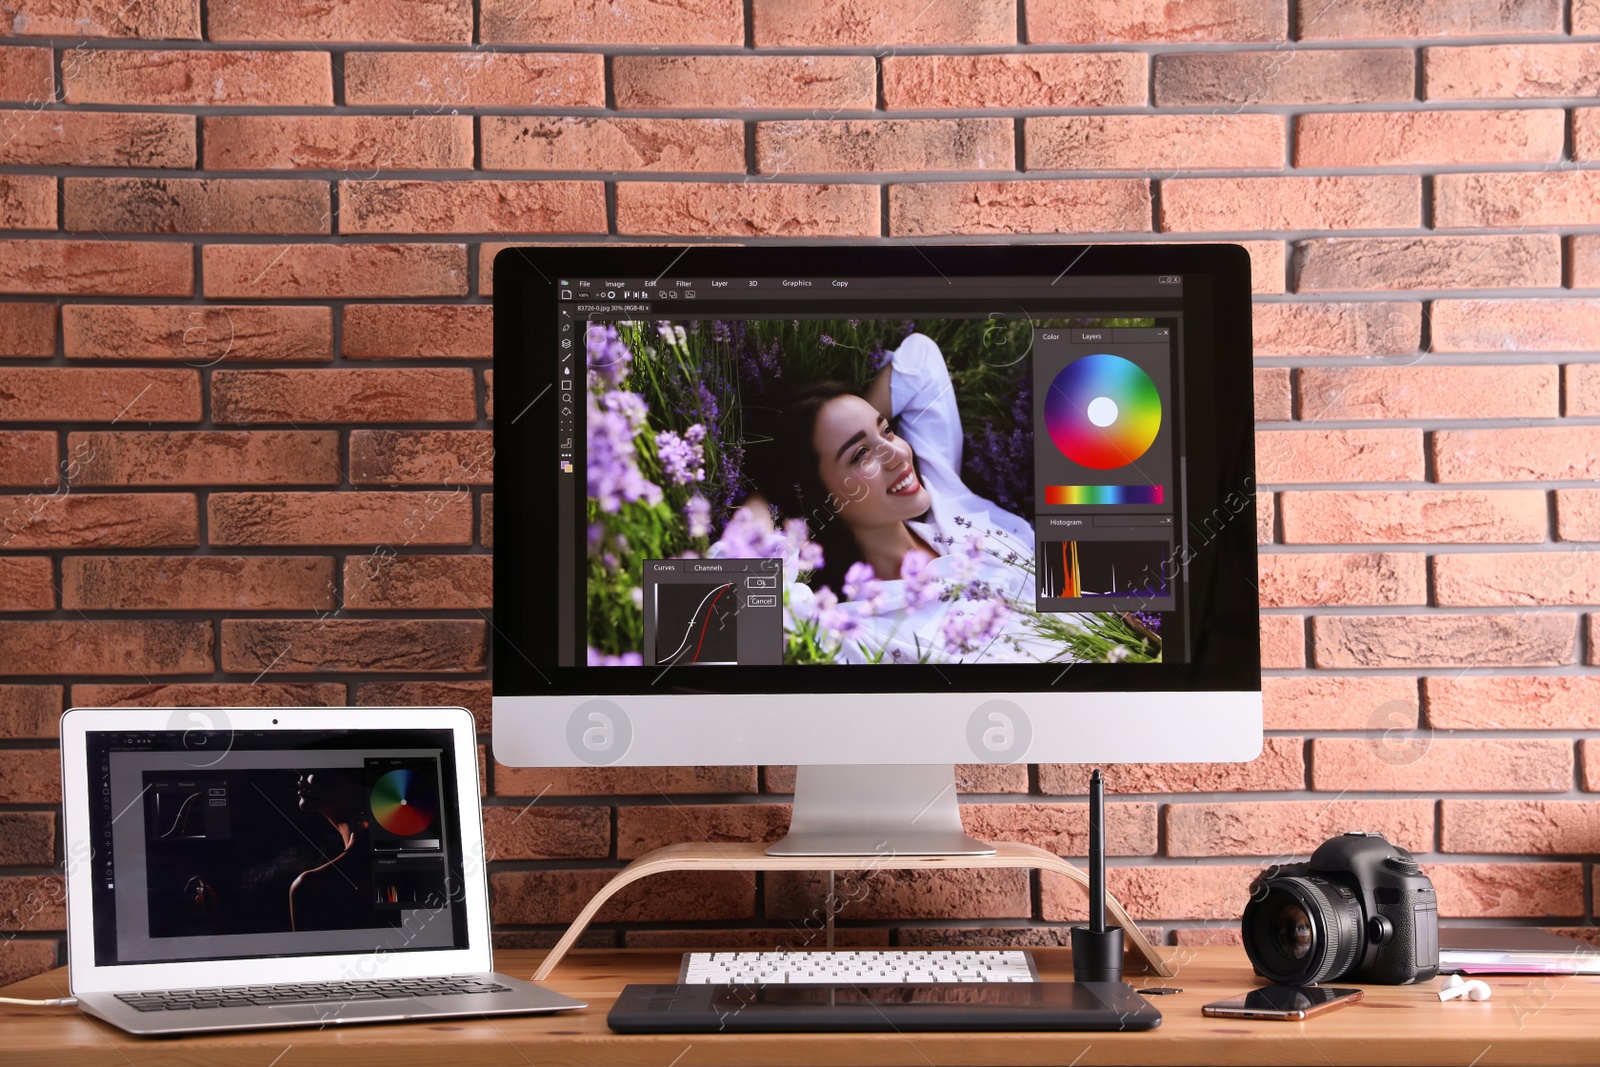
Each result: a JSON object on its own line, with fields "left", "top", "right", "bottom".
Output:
{"left": 0, "top": 995, "right": 77, "bottom": 1006}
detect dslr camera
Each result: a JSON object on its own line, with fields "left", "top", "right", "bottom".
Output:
{"left": 1242, "top": 831, "right": 1439, "bottom": 986}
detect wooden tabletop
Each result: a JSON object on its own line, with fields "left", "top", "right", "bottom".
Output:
{"left": 3, "top": 946, "right": 1598, "bottom": 1066}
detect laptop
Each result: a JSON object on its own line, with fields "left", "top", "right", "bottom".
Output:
{"left": 60, "top": 706, "right": 585, "bottom": 1035}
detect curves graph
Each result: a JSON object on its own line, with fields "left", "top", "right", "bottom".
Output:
{"left": 655, "top": 581, "right": 736, "bottom": 665}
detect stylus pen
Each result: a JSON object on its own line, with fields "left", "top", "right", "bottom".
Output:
{"left": 1089, "top": 768, "right": 1105, "bottom": 935}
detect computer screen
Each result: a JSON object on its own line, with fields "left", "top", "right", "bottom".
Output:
{"left": 493, "top": 244, "right": 1259, "bottom": 778}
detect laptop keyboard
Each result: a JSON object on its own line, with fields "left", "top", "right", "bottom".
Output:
{"left": 116, "top": 976, "right": 512, "bottom": 1012}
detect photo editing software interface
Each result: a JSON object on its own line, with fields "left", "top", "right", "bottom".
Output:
{"left": 84, "top": 729, "right": 470, "bottom": 967}
{"left": 564, "top": 270, "right": 1199, "bottom": 671}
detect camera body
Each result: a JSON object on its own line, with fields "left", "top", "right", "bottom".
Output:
{"left": 1243, "top": 831, "right": 1439, "bottom": 986}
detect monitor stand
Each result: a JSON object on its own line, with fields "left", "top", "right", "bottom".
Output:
{"left": 765, "top": 764, "right": 996, "bottom": 857}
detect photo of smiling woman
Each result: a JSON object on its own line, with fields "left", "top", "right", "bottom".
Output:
{"left": 582, "top": 317, "right": 1162, "bottom": 666}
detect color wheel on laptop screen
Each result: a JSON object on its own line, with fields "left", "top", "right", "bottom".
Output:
{"left": 370, "top": 768, "right": 437, "bottom": 837}
{"left": 1045, "top": 354, "right": 1163, "bottom": 470}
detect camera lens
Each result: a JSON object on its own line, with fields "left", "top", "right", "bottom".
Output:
{"left": 1242, "top": 876, "right": 1363, "bottom": 985}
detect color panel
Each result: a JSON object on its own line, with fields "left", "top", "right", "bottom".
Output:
{"left": 1046, "top": 484, "right": 1164, "bottom": 505}
{"left": 369, "top": 768, "right": 437, "bottom": 837}
{"left": 1044, "top": 354, "right": 1163, "bottom": 470}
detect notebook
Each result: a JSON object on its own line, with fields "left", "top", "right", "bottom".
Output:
{"left": 60, "top": 706, "right": 584, "bottom": 1035}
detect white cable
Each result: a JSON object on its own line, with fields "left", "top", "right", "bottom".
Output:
{"left": 0, "top": 995, "right": 77, "bottom": 1006}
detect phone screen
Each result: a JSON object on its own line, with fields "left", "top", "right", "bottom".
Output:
{"left": 1203, "top": 986, "right": 1362, "bottom": 1019}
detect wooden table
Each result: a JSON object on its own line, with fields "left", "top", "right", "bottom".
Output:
{"left": 3, "top": 946, "right": 1597, "bottom": 1066}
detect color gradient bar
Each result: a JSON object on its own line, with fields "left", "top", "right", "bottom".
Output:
{"left": 1046, "top": 485, "right": 1164, "bottom": 506}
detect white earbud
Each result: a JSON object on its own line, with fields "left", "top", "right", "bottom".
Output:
{"left": 1438, "top": 976, "right": 1491, "bottom": 1002}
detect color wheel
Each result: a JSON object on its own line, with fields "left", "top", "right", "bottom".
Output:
{"left": 1044, "top": 354, "right": 1162, "bottom": 470}
{"left": 370, "top": 769, "right": 437, "bottom": 837}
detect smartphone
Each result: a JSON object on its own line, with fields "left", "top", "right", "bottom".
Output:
{"left": 1202, "top": 986, "right": 1362, "bottom": 1021}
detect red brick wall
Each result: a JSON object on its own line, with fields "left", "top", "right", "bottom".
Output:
{"left": 3, "top": 0, "right": 1599, "bottom": 984}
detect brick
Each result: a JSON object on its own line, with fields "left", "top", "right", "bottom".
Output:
{"left": 64, "top": 49, "right": 330, "bottom": 106}
{"left": 342, "top": 305, "right": 490, "bottom": 361}
{"left": 0, "top": 557, "right": 52, "bottom": 610}
{"left": 482, "top": 117, "right": 743, "bottom": 172}
{"left": 0, "top": 620, "right": 211, "bottom": 676}
{"left": 1028, "top": 114, "right": 1284, "bottom": 171}
{"left": 350, "top": 430, "right": 492, "bottom": 485}
{"left": 341, "top": 553, "right": 489, "bottom": 609}
{"left": 1154, "top": 49, "right": 1413, "bottom": 106}
{"left": 74, "top": 682, "right": 345, "bottom": 708}
{"left": 1296, "top": 365, "right": 1557, "bottom": 421}
{"left": 1298, "top": 0, "right": 1561, "bottom": 39}
{"left": 1567, "top": 363, "right": 1600, "bottom": 416}
{"left": 1258, "top": 491, "right": 1274, "bottom": 543}
{"left": 0, "top": 749, "right": 59, "bottom": 802}
{"left": 1172, "top": 927, "right": 1243, "bottom": 947}
{"left": 1297, "top": 110, "right": 1563, "bottom": 168}
{"left": 62, "top": 555, "right": 333, "bottom": 611}
{"left": 220, "top": 619, "right": 484, "bottom": 673}
{"left": 1250, "top": 367, "right": 1288, "bottom": 422}
{"left": 1592, "top": 615, "right": 1600, "bottom": 667}
{"left": 211, "top": 369, "right": 475, "bottom": 423}
{"left": 492, "top": 869, "right": 752, "bottom": 925}
{"left": 618, "top": 183, "right": 879, "bottom": 238}
{"left": 1435, "top": 551, "right": 1600, "bottom": 608}
{"left": 1167, "top": 799, "right": 1433, "bottom": 857}
{"left": 0, "top": 111, "right": 193, "bottom": 168}
{"left": 1253, "top": 301, "right": 1420, "bottom": 357}
{"left": 483, "top": 369, "right": 492, "bottom": 421}
{"left": 1586, "top": 740, "right": 1600, "bottom": 791}
{"left": 204, "top": 243, "right": 466, "bottom": 299}
{"left": 888, "top": 180, "right": 1150, "bottom": 237}
{"left": 1442, "top": 801, "right": 1600, "bottom": 854}
{"left": 493, "top": 929, "right": 615, "bottom": 951}
{"left": 208, "top": 491, "right": 472, "bottom": 546}
{"left": 1436, "top": 171, "right": 1600, "bottom": 229}
{"left": 1571, "top": 237, "right": 1600, "bottom": 289}
{"left": 0, "top": 302, "right": 53, "bottom": 357}
{"left": 482, "top": 805, "right": 610, "bottom": 861}
{"left": 0, "top": 940, "right": 56, "bottom": 987}
{"left": 0, "top": 431, "right": 57, "bottom": 487}
{"left": 1312, "top": 736, "right": 1572, "bottom": 792}
{"left": 1260, "top": 613, "right": 1304, "bottom": 668}
{"left": 767, "top": 868, "right": 1029, "bottom": 922}
{"left": 0, "top": 174, "right": 53, "bottom": 229}
{"left": 63, "top": 305, "right": 331, "bottom": 363}
{"left": 962, "top": 802, "right": 1158, "bottom": 857}
{"left": 1293, "top": 235, "right": 1561, "bottom": 292}
{"left": 626, "top": 929, "right": 888, "bottom": 951}
{"left": 485, "top": 0, "right": 740, "bottom": 43}
{"left": 0, "top": 47, "right": 52, "bottom": 102}
{"left": 0, "top": 240, "right": 191, "bottom": 296}
{"left": 1557, "top": 490, "right": 1600, "bottom": 541}
{"left": 1030, "top": 0, "right": 1285, "bottom": 42}
{"left": 1279, "top": 490, "right": 1546, "bottom": 544}
{"left": 0, "top": 368, "right": 198, "bottom": 423}
{"left": 1048, "top": 865, "right": 1260, "bottom": 923}
{"left": 1256, "top": 429, "right": 1423, "bottom": 485}
{"left": 1578, "top": 111, "right": 1600, "bottom": 162}
{"left": 616, "top": 55, "right": 874, "bottom": 111}
{"left": 1160, "top": 176, "right": 1419, "bottom": 232}
{"left": 64, "top": 177, "right": 328, "bottom": 235}
{"left": 1427, "top": 676, "right": 1600, "bottom": 730}
{"left": 7, "top": 0, "right": 198, "bottom": 35}
{"left": 0, "top": 685, "right": 61, "bottom": 737}
{"left": 884, "top": 53, "right": 1144, "bottom": 109}
{"left": 67, "top": 430, "right": 338, "bottom": 486}
{"left": 752, "top": 0, "right": 1012, "bottom": 46}
{"left": 758, "top": 118, "right": 1012, "bottom": 173}
{"left": 0, "top": 813, "right": 54, "bottom": 866}
{"left": 1259, "top": 552, "right": 1426, "bottom": 608}
{"left": 355, "top": 680, "right": 489, "bottom": 732}
{"left": 340, "top": 180, "right": 604, "bottom": 235}
{"left": 1426, "top": 44, "right": 1600, "bottom": 99}
{"left": 481, "top": 492, "right": 492, "bottom": 546}
{"left": 0, "top": 875, "right": 66, "bottom": 934}
{"left": 493, "top": 764, "right": 756, "bottom": 797}
{"left": 616, "top": 803, "right": 790, "bottom": 859}
{"left": 203, "top": 114, "right": 472, "bottom": 171}
{"left": 1, "top": 493, "right": 197, "bottom": 548}
{"left": 1429, "top": 863, "right": 1583, "bottom": 918}
{"left": 1313, "top": 614, "right": 1576, "bottom": 669}
{"left": 1263, "top": 675, "right": 1419, "bottom": 732}
{"left": 343, "top": 52, "right": 604, "bottom": 108}
{"left": 1581, "top": 0, "right": 1600, "bottom": 32}
{"left": 1436, "top": 427, "right": 1600, "bottom": 484}
{"left": 208, "top": 0, "right": 469, "bottom": 41}
{"left": 1039, "top": 737, "right": 1306, "bottom": 795}
{"left": 1431, "top": 299, "right": 1600, "bottom": 353}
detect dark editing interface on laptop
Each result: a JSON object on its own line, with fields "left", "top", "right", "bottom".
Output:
{"left": 561, "top": 273, "right": 1194, "bottom": 669}
{"left": 83, "top": 728, "right": 472, "bottom": 967}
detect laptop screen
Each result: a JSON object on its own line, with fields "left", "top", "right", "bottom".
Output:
{"left": 83, "top": 727, "right": 473, "bottom": 968}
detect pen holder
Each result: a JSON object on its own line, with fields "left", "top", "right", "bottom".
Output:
{"left": 1071, "top": 924, "right": 1124, "bottom": 983}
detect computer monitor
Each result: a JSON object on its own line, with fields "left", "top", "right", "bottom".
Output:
{"left": 492, "top": 244, "right": 1260, "bottom": 856}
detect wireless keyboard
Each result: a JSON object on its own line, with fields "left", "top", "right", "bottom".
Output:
{"left": 679, "top": 949, "right": 1040, "bottom": 985}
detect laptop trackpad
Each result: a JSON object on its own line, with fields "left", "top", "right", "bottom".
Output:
{"left": 272, "top": 1000, "right": 441, "bottom": 1024}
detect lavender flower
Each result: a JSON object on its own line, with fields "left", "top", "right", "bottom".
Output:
{"left": 684, "top": 493, "right": 712, "bottom": 538}
{"left": 841, "top": 561, "right": 878, "bottom": 601}
{"left": 585, "top": 324, "right": 632, "bottom": 386}
{"left": 656, "top": 423, "right": 706, "bottom": 486}
{"left": 587, "top": 647, "right": 644, "bottom": 666}
{"left": 939, "top": 596, "right": 1009, "bottom": 655}
{"left": 711, "top": 320, "right": 733, "bottom": 344}
{"left": 900, "top": 549, "right": 940, "bottom": 608}
{"left": 587, "top": 389, "right": 662, "bottom": 512}
{"left": 819, "top": 334, "right": 835, "bottom": 347}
